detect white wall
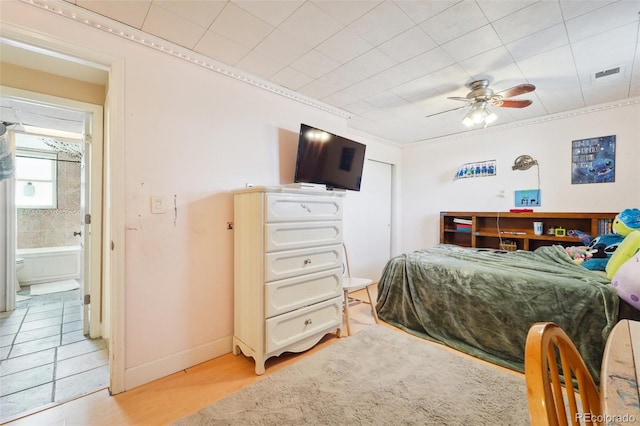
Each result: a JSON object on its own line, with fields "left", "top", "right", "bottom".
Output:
{"left": 401, "top": 103, "right": 640, "bottom": 252}
{"left": 0, "top": 1, "right": 401, "bottom": 390}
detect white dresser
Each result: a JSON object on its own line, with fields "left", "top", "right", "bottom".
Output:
{"left": 233, "top": 186, "right": 345, "bottom": 374}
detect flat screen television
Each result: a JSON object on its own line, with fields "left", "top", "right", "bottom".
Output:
{"left": 294, "top": 124, "right": 366, "bottom": 191}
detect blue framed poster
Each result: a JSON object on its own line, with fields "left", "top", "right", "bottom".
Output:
{"left": 515, "top": 189, "right": 541, "bottom": 207}
{"left": 571, "top": 135, "right": 615, "bottom": 184}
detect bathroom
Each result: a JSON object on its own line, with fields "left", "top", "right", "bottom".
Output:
{"left": 14, "top": 132, "right": 84, "bottom": 298}
{"left": 0, "top": 102, "right": 109, "bottom": 422}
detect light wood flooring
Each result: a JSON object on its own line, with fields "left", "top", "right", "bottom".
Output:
{"left": 5, "top": 288, "right": 523, "bottom": 425}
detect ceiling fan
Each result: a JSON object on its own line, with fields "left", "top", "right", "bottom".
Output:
{"left": 427, "top": 79, "right": 536, "bottom": 127}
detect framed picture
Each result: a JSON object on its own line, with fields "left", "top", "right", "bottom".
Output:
{"left": 515, "top": 189, "right": 541, "bottom": 207}
{"left": 454, "top": 159, "right": 496, "bottom": 180}
{"left": 571, "top": 135, "right": 615, "bottom": 184}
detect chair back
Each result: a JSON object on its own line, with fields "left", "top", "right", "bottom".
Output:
{"left": 524, "top": 322, "right": 602, "bottom": 426}
{"left": 342, "top": 242, "right": 352, "bottom": 278}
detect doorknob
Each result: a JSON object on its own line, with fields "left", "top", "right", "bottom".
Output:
{"left": 74, "top": 231, "right": 82, "bottom": 236}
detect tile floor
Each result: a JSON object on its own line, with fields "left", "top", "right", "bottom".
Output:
{"left": 0, "top": 287, "right": 109, "bottom": 422}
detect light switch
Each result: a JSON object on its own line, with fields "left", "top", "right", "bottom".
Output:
{"left": 151, "top": 196, "right": 166, "bottom": 214}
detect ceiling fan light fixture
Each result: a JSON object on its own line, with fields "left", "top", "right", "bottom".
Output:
{"left": 484, "top": 110, "right": 497, "bottom": 125}
{"left": 438, "top": 79, "right": 536, "bottom": 128}
{"left": 462, "top": 115, "right": 475, "bottom": 127}
{"left": 462, "top": 101, "right": 497, "bottom": 127}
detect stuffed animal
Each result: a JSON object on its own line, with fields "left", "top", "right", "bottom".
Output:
{"left": 605, "top": 208, "right": 640, "bottom": 279}
{"left": 581, "top": 233, "right": 624, "bottom": 271}
{"left": 612, "top": 208, "right": 640, "bottom": 234}
{"left": 565, "top": 246, "right": 593, "bottom": 264}
{"left": 611, "top": 252, "right": 640, "bottom": 310}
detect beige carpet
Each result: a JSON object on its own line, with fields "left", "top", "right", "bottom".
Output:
{"left": 29, "top": 279, "right": 80, "bottom": 295}
{"left": 173, "top": 325, "right": 530, "bottom": 425}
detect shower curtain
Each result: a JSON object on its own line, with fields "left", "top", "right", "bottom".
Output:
{"left": 0, "top": 124, "right": 15, "bottom": 180}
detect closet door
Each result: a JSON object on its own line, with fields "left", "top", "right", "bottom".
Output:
{"left": 343, "top": 159, "right": 392, "bottom": 282}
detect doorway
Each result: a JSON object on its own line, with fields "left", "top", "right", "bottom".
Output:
{"left": 0, "top": 89, "right": 107, "bottom": 422}
{"left": 343, "top": 159, "right": 393, "bottom": 282}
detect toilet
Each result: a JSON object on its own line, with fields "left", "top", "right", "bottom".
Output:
{"left": 16, "top": 258, "right": 24, "bottom": 292}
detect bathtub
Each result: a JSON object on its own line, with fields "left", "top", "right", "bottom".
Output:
{"left": 16, "top": 246, "right": 82, "bottom": 286}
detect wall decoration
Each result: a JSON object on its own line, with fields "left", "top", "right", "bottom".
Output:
{"left": 571, "top": 135, "right": 615, "bottom": 184}
{"left": 515, "top": 189, "right": 541, "bottom": 207}
{"left": 454, "top": 160, "right": 496, "bottom": 180}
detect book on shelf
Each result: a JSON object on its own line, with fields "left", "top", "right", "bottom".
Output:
{"left": 456, "top": 223, "right": 472, "bottom": 232}
{"left": 597, "top": 218, "right": 613, "bottom": 235}
{"left": 453, "top": 217, "right": 472, "bottom": 225}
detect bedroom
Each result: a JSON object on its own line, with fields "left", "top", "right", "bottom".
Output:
{"left": 1, "top": 0, "right": 639, "bottom": 422}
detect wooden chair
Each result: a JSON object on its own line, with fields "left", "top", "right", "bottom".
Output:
{"left": 524, "top": 322, "right": 602, "bottom": 426}
{"left": 342, "top": 243, "right": 379, "bottom": 336}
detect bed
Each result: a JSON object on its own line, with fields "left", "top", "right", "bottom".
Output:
{"left": 375, "top": 244, "right": 621, "bottom": 382}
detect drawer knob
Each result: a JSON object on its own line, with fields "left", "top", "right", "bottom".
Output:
{"left": 303, "top": 258, "right": 312, "bottom": 265}
{"left": 304, "top": 319, "right": 312, "bottom": 326}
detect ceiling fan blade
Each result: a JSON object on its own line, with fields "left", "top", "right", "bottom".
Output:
{"left": 493, "top": 84, "right": 535, "bottom": 99}
{"left": 425, "top": 105, "right": 466, "bottom": 118}
{"left": 492, "top": 99, "right": 532, "bottom": 108}
{"left": 447, "top": 96, "right": 472, "bottom": 102}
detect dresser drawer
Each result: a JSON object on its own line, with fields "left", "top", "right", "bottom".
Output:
{"left": 265, "top": 267, "right": 342, "bottom": 318}
{"left": 265, "top": 296, "right": 342, "bottom": 353}
{"left": 265, "top": 244, "right": 342, "bottom": 282}
{"left": 264, "top": 221, "right": 342, "bottom": 252}
{"left": 265, "top": 194, "right": 343, "bottom": 222}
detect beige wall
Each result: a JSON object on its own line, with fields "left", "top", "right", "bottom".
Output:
{"left": 0, "top": 62, "right": 105, "bottom": 105}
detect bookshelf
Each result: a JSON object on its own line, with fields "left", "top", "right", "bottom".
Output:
{"left": 440, "top": 211, "right": 617, "bottom": 251}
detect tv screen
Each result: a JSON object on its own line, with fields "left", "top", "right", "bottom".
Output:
{"left": 294, "top": 124, "right": 366, "bottom": 191}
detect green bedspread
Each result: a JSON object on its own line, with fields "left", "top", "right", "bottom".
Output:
{"left": 376, "top": 244, "right": 619, "bottom": 382}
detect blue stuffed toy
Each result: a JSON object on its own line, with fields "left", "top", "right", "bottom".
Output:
{"left": 582, "top": 233, "right": 624, "bottom": 271}
{"left": 581, "top": 208, "right": 640, "bottom": 273}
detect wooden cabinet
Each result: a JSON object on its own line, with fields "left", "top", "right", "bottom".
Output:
{"left": 233, "top": 186, "right": 344, "bottom": 375}
{"left": 440, "top": 211, "right": 617, "bottom": 251}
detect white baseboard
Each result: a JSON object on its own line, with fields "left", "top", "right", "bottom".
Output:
{"left": 124, "top": 335, "right": 232, "bottom": 391}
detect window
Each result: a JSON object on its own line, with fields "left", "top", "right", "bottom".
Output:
{"left": 15, "top": 149, "right": 58, "bottom": 209}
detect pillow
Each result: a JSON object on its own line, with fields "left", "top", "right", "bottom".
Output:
{"left": 606, "top": 230, "right": 640, "bottom": 279}
{"left": 611, "top": 253, "right": 640, "bottom": 311}
{"left": 581, "top": 233, "right": 624, "bottom": 271}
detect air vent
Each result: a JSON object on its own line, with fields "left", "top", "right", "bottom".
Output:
{"left": 595, "top": 67, "right": 620, "bottom": 79}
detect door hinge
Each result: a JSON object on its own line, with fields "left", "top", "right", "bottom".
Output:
{"left": 84, "top": 294, "right": 91, "bottom": 305}
{"left": 85, "top": 214, "right": 92, "bottom": 225}
{"left": 111, "top": 240, "right": 115, "bottom": 251}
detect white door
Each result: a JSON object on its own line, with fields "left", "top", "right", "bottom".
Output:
{"left": 80, "top": 136, "right": 89, "bottom": 334}
{"left": 343, "top": 159, "right": 393, "bottom": 282}
{"left": 83, "top": 112, "right": 104, "bottom": 339}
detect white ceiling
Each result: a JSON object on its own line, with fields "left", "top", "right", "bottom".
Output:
{"left": 9, "top": 0, "right": 640, "bottom": 144}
